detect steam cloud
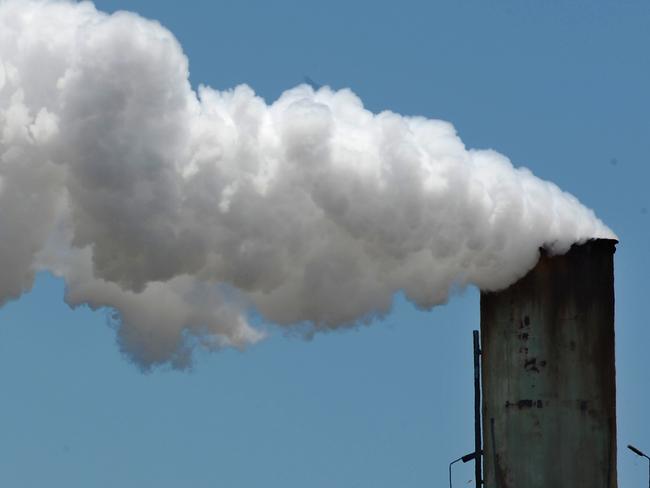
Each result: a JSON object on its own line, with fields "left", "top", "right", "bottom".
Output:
{"left": 0, "top": 0, "right": 615, "bottom": 368}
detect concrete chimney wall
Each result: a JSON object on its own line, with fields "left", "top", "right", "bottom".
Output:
{"left": 480, "top": 239, "right": 617, "bottom": 488}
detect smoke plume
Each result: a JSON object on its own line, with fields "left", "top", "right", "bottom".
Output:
{"left": 0, "top": 0, "right": 615, "bottom": 368}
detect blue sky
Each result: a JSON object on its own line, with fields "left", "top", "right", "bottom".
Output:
{"left": 1, "top": 1, "right": 649, "bottom": 486}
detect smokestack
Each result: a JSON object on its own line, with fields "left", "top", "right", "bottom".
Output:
{"left": 480, "top": 238, "right": 617, "bottom": 488}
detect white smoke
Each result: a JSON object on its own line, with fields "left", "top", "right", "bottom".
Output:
{"left": 0, "top": 0, "right": 615, "bottom": 368}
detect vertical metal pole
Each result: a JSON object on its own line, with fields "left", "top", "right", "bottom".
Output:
{"left": 473, "top": 330, "right": 482, "bottom": 487}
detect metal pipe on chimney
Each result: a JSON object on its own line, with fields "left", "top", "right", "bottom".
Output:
{"left": 473, "top": 330, "right": 482, "bottom": 487}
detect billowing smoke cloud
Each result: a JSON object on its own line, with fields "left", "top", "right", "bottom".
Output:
{"left": 0, "top": 0, "right": 614, "bottom": 368}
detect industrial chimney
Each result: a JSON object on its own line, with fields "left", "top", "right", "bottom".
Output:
{"left": 480, "top": 238, "right": 617, "bottom": 488}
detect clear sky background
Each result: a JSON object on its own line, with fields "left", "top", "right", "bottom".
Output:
{"left": 1, "top": 1, "right": 649, "bottom": 487}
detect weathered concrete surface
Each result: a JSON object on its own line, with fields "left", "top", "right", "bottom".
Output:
{"left": 481, "top": 239, "right": 617, "bottom": 488}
